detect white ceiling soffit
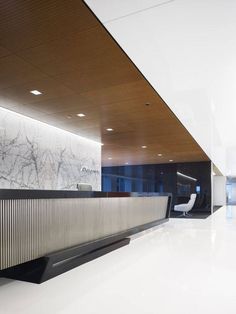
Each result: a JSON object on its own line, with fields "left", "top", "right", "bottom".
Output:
{"left": 85, "top": 0, "right": 236, "bottom": 176}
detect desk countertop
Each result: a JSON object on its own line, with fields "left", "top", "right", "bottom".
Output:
{"left": 0, "top": 189, "right": 171, "bottom": 200}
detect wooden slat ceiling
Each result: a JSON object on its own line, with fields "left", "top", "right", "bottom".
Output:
{"left": 0, "top": 0, "right": 208, "bottom": 166}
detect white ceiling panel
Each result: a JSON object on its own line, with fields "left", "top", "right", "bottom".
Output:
{"left": 86, "top": 0, "right": 236, "bottom": 175}
{"left": 85, "top": 0, "right": 173, "bottom": 22}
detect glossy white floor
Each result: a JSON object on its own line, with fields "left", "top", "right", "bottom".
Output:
{"left": 1, "top": 206, "right": 236, "bottom": 314}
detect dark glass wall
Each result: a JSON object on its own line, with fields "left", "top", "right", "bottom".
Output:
{"left": 102, "top": 161, "right": 211, "bottom": 212}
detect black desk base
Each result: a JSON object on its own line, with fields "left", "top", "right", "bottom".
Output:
{"left": 0, "top": 238, "right": 130, "bottom": 284}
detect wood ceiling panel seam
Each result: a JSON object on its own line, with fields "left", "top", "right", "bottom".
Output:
{"left": 8, "top": 23, "right": 100, "bottom": 55}
{"left": 0, "top": 0, "right": 96, "bottom": 26}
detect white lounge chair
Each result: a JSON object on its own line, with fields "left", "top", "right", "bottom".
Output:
{"left": 174, "top": 193, "right": 196, "bottom": 217}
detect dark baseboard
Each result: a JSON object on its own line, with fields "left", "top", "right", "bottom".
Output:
{"left": 0, "top": 238, "right": 130, "bottom": 284}
{"left": 170, "top": 211, "right": 211, "bottom": 219}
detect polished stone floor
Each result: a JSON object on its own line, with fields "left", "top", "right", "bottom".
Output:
{"left": 1, "top": 206, "right": 236, "bottom": 314}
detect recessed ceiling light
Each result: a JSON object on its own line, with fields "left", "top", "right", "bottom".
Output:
{"left": 169, "top": 159, "right": 174, "bottom": 162}
{"left": 108, "top": 157, "right": 112, "bottom": 160}
{"left": 106, "top": 128, "right": 113, "bottom": 132}
{"left": 141, "top": 145, "right": 147, "bottom": 149}
{"left": 158, "top": 153, "right": 163, "bottom": 157}
{"left": 30, "top": 90, "right": 42, "bottom": 95}
{"left": 77, "top": 113, "right": 85, "bottom": 117}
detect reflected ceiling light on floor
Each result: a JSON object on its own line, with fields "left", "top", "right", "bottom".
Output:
{"left": 177, "top": 171, "right": 197, "bottom": 181}
{"left": 77, "top": 113, "right": 85, "bottom": 117}
{"left": 108, "top": 157, "right": 112, "bottom": 160}
{"left": 106, "top": 128, "right": 113, "bottom": 132}
{"left": 66, "top": 115, "right": 72, "bottom": 119}
{"left": 158, "top": 153, "right": 163, "bottom": 157}
{"left": 30, "top": 90, "right": 42, "bottom": 95}
{"left": 125, "top": 162, "right": 129, "bottom": 165}
{"left": 141, "top": 145, "right": 147, "bottom": 149}
{"left": 169, "top": 159, "right": 173, "bottom": 162}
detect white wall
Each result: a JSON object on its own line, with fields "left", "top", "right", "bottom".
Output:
{"left": 213, "top": 176, "right": 226, "bottom": 206}
{"left": 0, "top": 107, "right": 101, "bottom": 190}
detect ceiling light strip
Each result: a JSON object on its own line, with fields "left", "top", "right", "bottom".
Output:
{"left": 177, "top": 171, "right": 197, "bottom": 181}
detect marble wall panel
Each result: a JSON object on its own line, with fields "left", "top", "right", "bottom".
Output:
{"left": 0, "top": 108, "right": 101, "bottom": 190}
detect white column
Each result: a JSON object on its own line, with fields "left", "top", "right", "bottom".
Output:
{"left": 213, "top": 176, "right": 226, "bottom": 206}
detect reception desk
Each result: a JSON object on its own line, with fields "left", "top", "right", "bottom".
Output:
{"left": 0, "top": 190, "right": 171, "bottom": 283}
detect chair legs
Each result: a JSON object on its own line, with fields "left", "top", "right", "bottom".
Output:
{"left": 177, "top": 211, "right": 192, "bottom": 218}
{"left": 185, "top": 212, "right": 192, "bottom": 217}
